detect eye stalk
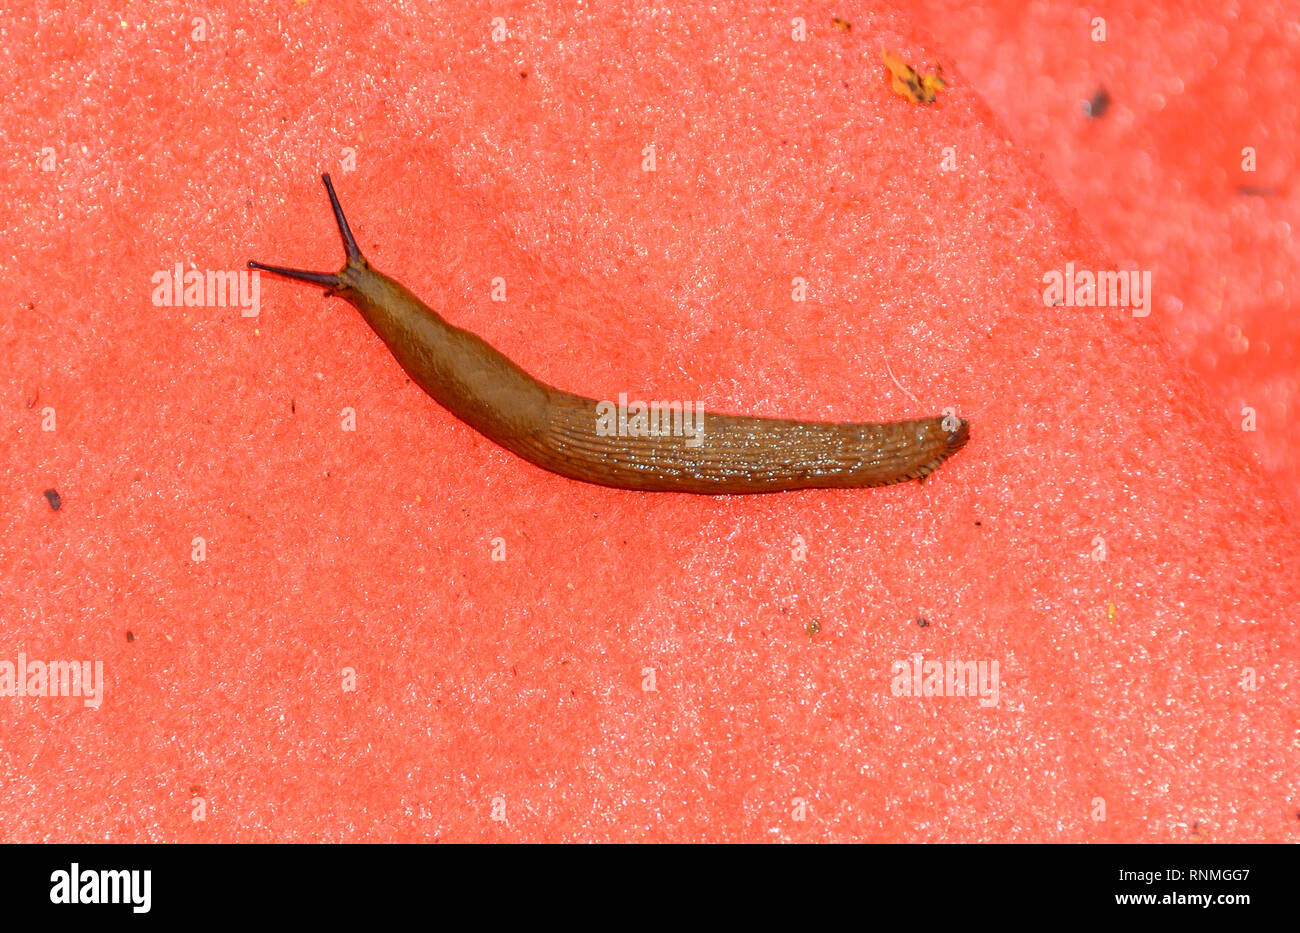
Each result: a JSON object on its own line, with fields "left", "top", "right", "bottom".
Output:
{"left": 248, "top": 174, "right": 366, "bottom": 290}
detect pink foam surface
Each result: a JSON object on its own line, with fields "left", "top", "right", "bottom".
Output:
{"left": 1, "top": 1, "right": 1297, "bottom": 841}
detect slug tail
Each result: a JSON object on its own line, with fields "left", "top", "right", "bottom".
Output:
{"left": 946, "top": 418, "right": 970, "bottom": 455}
{"left": 915, "top": 418, "right": 970, "bottom": 486}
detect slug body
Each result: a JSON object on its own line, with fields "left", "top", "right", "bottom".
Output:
{"left": 249, "top": 175, "right": 969, "bottom": 494}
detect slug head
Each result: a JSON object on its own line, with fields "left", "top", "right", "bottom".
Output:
{"left": 248, "top": 174, "right": 369, "bottom": 295}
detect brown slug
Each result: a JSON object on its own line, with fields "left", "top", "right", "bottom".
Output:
{"left": 249, "top": 175, "right": 969, "bottom": 494}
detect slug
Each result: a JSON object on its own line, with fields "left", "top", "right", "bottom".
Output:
{"left": 249, "top": 175, "right": 969, "bottom": 494}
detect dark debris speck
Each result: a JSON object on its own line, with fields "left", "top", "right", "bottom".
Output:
{"left": 1083, "top": 87, "right": 1110, "bottom": 118}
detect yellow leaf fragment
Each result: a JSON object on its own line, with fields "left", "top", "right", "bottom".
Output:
{"left": 882, "top": 49, "right": 946, "bottom": 104}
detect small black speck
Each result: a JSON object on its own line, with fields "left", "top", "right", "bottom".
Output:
{"left": 43, "top": 489, "right": 61, "bottom": 511}
{"left": 520, "top": 70, "right": 528, "bottom": 79}
{"left": 916, "top": 616, "right": 930, "bottom": 628}
{"left": 974, "top": 520, "right": 982, "bottom": 526}
{"left": 1084, "top": 87, "right": 1110, "bottom": 119}
{"left": 290, "top": 398, "right": 296, "bottom": 413}
{"left": 126, "top": 631, "right": 134, "bottom": 642}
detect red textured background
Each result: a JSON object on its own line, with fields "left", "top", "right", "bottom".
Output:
{"left": 2, "top": 1, "right": 1297, "bottom": 842}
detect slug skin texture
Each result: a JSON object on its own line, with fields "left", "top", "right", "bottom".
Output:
{"left": 250, "top": 175, "right": 969, "bottom": 494}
